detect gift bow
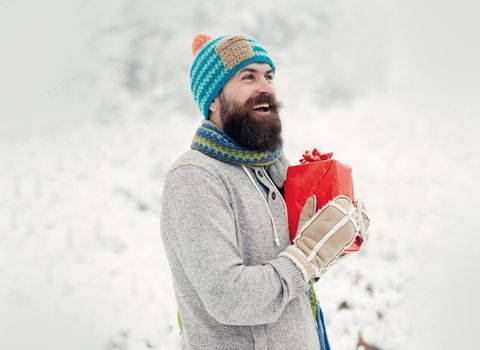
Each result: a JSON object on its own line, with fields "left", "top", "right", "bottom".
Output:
{"left": 299, "top": 148, "right": 333, "bottom": 164}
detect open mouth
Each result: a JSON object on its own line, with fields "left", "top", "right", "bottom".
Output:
{"left": 253, "top": 103, "right": 270, "bottom": 113}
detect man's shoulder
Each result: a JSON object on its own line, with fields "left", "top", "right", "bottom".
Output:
{"left": 163, "top": 150, "right": 240, "bottom": 197}
{"left": 167, "top": 149, "right": 235, "bottom": 179}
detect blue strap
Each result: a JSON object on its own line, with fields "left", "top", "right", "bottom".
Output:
{"left": 306, "top": 287, "right": 331, "bottom": 350}
{"left": 315, "top": 301, "right": 331, "bottom": 350}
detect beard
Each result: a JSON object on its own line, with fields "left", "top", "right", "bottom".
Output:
{"left": 218, "top": 92, "right": 283, "bottom": 152}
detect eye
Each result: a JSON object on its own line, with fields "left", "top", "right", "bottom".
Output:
{"left": 265, "top": 74, "right": 274, "bottom": 81}
{"left": 241, "top": 74, "right": 254, "bottom": 80}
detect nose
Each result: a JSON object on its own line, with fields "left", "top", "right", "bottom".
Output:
{"left": 256, "top": 75, "right": 275, "bottom": 95}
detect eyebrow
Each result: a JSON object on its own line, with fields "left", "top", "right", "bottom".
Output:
{"left": 236, "top": 68, "right": 274, "bottom": 76}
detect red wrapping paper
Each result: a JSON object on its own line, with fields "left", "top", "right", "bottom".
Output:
{"left": 284, "top": 151, "right": 361, "bottom": 253}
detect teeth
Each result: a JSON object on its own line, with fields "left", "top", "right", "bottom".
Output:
{"left": 253, "top": 103, "right": 269, "bottom": 109}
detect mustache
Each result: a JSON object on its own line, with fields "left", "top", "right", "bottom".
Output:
{"left": 244, "top": 93, "right": 281, "bottom": 112}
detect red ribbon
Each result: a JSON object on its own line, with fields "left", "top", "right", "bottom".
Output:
{"left": 299, "top": 148, "right": 333, "bottom": 164}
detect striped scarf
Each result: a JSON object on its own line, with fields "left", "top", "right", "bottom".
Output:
{"left": 191, "top": 120, "right": 283, "bottom": 166}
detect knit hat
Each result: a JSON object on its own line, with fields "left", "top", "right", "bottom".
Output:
{"left": 189, "top": 34, "right": 276, "bottom": 119}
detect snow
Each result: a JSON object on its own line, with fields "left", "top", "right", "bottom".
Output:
{"left": 1, "top": 0, "right": 480, "bottom": 349}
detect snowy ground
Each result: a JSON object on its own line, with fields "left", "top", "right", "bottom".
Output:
{"left": 2, "top": 1, "right": 480, "bottom": 349}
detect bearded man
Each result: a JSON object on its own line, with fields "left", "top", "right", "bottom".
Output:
{"left": 160, "top": 34, "right": 369, "bottom": 350}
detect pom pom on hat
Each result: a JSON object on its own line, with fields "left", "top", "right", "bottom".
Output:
{"left": 192, "top": 34, "right": 212, "bottom": 55}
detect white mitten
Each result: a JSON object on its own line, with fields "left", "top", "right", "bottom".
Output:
{"left": 354, "top": 198, "right": 370, "bottom": 242}
{"left": 280, "top": 195, "right": 361, "bottom": 282}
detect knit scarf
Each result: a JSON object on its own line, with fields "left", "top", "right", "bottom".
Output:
{"left": 191, "top": 120, "right": 283, "bottom": 166}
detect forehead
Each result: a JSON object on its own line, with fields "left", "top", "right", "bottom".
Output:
{"left": 233, "top": 63, "right": 274, "bottom": 76}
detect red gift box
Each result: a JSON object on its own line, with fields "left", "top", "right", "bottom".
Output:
{"left": 284, "top": 150, "right": 361, "bottom": 253}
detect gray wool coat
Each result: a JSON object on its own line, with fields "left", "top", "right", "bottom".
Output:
{"left": 160, "top": 139, "right": 321, "bottom": 349}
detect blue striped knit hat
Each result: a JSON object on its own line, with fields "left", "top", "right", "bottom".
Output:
{"left": 190, "top": 34, "right": 276, "bottom": 119}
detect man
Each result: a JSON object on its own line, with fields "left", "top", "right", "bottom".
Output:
{"left": 161, "top": 34, "right": 370, "bottom": 350}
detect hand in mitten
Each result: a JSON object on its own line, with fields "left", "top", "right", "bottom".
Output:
{"left": 280, "top": 195, "right": 362, "bottom": 282}
{"left": 334, "top": 198, "right": 371, "bottom": 263}
{"left": 354, "top": 198, "right": 370, "bottom": 243}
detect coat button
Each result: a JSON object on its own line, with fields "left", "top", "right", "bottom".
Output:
{"left": 257, "top": 170, "right": 263, "bottom": 177}
{"left": 271, "top": 192, "right": 276, "bottom": 200}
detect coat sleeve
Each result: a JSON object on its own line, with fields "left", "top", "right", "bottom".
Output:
{"left": 266, "top": 152, "right": 290, "bottom": 189}
{"left": 160, "top": 164, "right": 308, "bottom": 326}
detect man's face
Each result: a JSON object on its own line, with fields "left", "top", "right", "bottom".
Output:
{"left": 217, "top": 63, "right": 283, "bottom": 152}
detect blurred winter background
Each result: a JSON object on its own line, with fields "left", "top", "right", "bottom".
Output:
{"left": 1, "top": 0, "right": 479, "bottom": 349}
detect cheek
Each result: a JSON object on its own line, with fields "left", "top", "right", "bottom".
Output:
{"left": 237, "top": 86, "right": 257, "bottom": 101}
{"left": 269, "top": 85, "right": 277, "bottom": 97}
{"left": 229, "top": 95, "right": 250, "bottom": 108}
{"left": 223, "top": 84, "right": 257, "bottom": 106}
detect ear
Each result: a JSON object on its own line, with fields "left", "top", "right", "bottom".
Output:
{"left": 209, "top": 97, "right": 219, "bottom": 113}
